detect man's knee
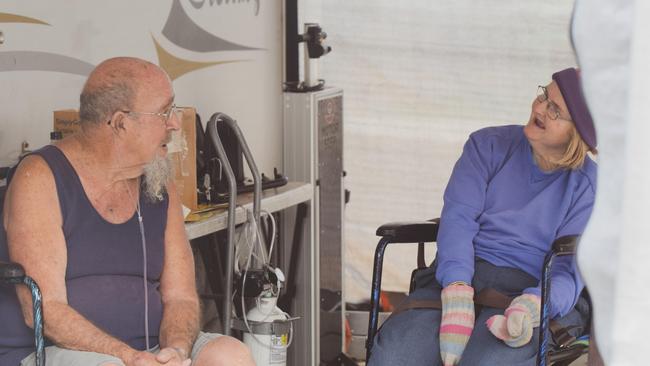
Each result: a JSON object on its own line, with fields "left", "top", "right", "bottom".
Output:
{"left": 194, "top": 336, "right": 254, "bottom": 366}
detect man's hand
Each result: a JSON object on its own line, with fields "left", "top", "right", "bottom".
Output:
{"left": 156, "top": 347, "right": 191, "bottom": 366}
{"left": 125, "top": 349, "right": 189, "bottom": 366}
{"left": 126, "top": 351, "right": 164, "bottom": 366}
{"left": 486, "top": 293, "right": 541, "bottom": 348}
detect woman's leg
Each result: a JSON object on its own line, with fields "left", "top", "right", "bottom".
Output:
{"left": 459, "top": 307, "right": 538, "bottom": 366}
{"left": 367, "top": 306, "right": 443, "bottom": 366}
{"left": 367, "top": 266, "right": 444, "bottom": 366}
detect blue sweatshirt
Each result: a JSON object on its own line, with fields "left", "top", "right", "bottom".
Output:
{"left": 435, "top": 125, "right": 596, "bottom": 318}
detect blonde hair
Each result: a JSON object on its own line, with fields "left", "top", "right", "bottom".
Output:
{"left": 552, "top": 123, "right": 595, "bottom": 170}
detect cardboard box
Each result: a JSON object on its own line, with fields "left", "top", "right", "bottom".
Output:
{"left": 53, "top": 109, "right": 198, "bottom": 211}
{"left": 168, "top": 107, "right": 198, "bottom": 211}
{"left": 53, "top": 109, "right": 81, "bottom": 137}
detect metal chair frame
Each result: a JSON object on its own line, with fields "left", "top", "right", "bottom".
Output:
{"left": 365, "top": 219, "right": 586, "bottom": 366}
{"left": 0, "top": 261, "right": 45, "bottom": 366}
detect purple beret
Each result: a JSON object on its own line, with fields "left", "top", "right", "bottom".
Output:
{"left": 552, "top": 68, "right": 597, "bottom": 150}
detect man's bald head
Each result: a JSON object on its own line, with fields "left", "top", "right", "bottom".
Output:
{"left": 79, "top": 57, "right": 169, "bottom": 125}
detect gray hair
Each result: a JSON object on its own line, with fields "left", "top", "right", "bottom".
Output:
{"left": 79, "top": 80, "right": 135, "bottom": 124}
{"left": 78, "top": 57, "right": 159, "bottom": 125}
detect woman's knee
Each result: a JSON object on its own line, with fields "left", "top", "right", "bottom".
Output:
{"left": 193, "top": 335, "right": 254, "bottom": 366}
{"left": 459, "top": 334, "right": 537, "bottom": 366}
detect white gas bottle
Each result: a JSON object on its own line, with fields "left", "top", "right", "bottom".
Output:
{"left": 243, "top": 296, "right": 290, "bottom": 366}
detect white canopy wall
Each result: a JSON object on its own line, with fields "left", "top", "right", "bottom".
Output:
{"left": 314, "top": 0, "right": 579, "bottom": 302}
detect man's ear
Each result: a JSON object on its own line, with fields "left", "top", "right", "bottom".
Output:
{"left": 108, "top": 111, "right": 127, "bottom": 131}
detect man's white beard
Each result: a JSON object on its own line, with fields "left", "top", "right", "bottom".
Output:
{"left": 142, "top": 154, "right": 172, "bottom": 202}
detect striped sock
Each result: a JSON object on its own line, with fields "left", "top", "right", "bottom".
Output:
{"left": 439, "top": 284, "right": 475, "bottom": 366}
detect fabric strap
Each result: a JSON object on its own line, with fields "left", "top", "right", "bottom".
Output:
{"left": 388, "top": 288, "right": 576, "bottom": 348}
{"left": 391, "top": 288, "right": 514, "bottom": 316}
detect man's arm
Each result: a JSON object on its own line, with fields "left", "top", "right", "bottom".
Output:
{"left": 157, "top": 181, "right": 200, "bottom": 359}
{"left": 4, "top": 155, "right": 150, "bottom": 364}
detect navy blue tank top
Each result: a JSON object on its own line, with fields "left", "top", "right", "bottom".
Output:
{"left": 0, "top": 145, "right": 168, "bottom": 365}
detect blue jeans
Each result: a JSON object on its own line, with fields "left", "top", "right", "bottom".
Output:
{"left": 367, "top": 259, "right": 588, "bottom": 366}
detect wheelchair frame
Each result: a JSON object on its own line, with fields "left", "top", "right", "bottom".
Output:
{"left": 0, "top": 262, "right": 45, "bottom": 366}
{"left": 365, "top": 219, "right": 587, "bottom": 366}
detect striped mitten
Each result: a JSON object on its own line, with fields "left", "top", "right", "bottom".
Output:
{"left": 439, "top": 284, "right": 475, "bottom": 366}
{"left": 486, "top": 293, "right": 541, "bottom": 348}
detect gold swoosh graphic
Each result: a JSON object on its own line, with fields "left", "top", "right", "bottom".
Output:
{"left": 0, "top": 13, "right": 50, "bottom": 25}
{"left": 152, "top": 36, "right": 246, "bottom": 80}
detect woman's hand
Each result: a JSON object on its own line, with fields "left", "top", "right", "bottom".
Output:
{"left": 439, "top": 283, "right": 475, "bottom": 366}
{"left": 486, "top": 293, "right": 541, "bottom": 347}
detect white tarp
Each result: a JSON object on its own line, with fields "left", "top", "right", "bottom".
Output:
{"left": 317, "top": 0, "right": 578, "bottom": 303}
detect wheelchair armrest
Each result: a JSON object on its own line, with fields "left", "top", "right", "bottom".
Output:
{"left": 0, "top": 261, "right": 26, "bottom": 284}
{"left": 552, "top": 235, "right": 579, "bottom": 256}
{"left": 375, "top": 218, "right": 440, "bottom": 243}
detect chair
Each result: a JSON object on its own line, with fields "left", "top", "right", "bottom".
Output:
{"left": 365, "top": 219, "right": 589, "bottom": 366}
{"left": 0, "top": 185, "right": 46, "bottom": 366}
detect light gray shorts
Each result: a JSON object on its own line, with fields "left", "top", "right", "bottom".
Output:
{"left": 20, "top": 332, "right": 221, "bottom": 366}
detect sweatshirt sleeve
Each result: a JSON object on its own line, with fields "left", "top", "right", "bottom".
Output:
{"left": 523, "top": 177, "right": 595, "bottom": 318}
{"left": 436, "top": 130, "right": 498, "bottom": 287}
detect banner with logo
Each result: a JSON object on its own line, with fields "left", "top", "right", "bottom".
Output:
{"left": 0, "top": 0, "right": 283, "bottom": 173}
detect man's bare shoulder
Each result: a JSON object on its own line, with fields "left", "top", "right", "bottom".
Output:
{"left": 4, "top": 153, "right": 61, "bottom": 228}
{"left": 9, "top": 154, "right": 56, "bottom": 194}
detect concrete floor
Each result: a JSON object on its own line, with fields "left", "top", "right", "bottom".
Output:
{"left": 356, "top": 354, "right": 588, "bottom": 365}
{"left": 358, "top": 355, "right": 587, "bottom": 365}
{"left": 572, "top": 354, "right": 588, "bottom": 365}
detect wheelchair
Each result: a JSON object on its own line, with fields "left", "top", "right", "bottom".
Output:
{"left": 365, "top": 219, "right": 590, "bottom": 366}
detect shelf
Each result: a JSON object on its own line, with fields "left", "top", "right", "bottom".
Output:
{"left": 184, "top": 181, "right": 313, "bottom": 240}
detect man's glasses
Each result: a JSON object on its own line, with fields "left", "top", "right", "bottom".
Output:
{"left": 122, "top": 104, "right": 185, "bottom": 125}
{"left": 536, "top": 86, "right": 571, "bottom": 122}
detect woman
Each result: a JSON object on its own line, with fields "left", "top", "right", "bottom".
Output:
{"left": 368, "top": 68, "right": 597, "bottom": 366}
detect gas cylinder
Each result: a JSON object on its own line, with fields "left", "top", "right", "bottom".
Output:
{"left": 243, "top": 296, "right": 290, "bottom": 366}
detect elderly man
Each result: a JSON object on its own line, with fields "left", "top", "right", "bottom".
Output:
{"left": 0, "top": 57, "right": 254, "bottom": 366}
